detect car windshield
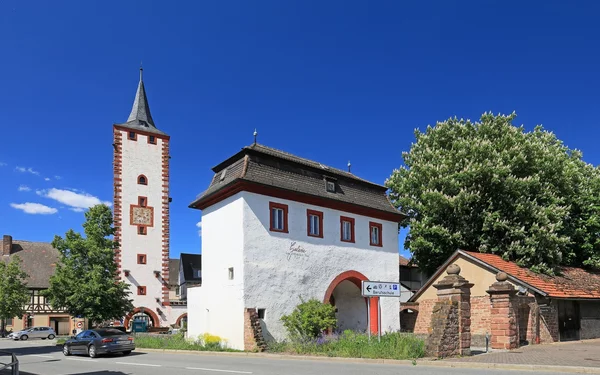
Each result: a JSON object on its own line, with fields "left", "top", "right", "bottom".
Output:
{"left": 95, "top": 329, "right": 126, "bottom": 337}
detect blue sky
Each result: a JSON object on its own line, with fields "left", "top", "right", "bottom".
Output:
{"left": 1, "top": 0, "right": 600, "bottom": 259}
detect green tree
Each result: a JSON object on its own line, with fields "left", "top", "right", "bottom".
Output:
{"left": 43, "top": 204, "right": 133, "bottom": 327}
{"left": 386, "top": 112, "right": 600, "bottom": 276}
{"left": 281, "top": 298, "right": 337, "bottom": 341}
{"left": 0, "top": 256, "right": 29, "bottom": 337}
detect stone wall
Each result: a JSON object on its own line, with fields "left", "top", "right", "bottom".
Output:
{"left": 514, "top": 296, "right": 536, "bottom": 344}
{"left": 537, "top": 299, "right": 559, "bottom": 343}
{"left": 426, "top": 300, "right": 459, "bottom": 357}
{"left": 243, "top": 308, "right": 266, "bottom": 352}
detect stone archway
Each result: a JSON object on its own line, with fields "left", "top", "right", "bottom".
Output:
{"left": 175, "top": 313, "right": 188, "bottom": 328}
{"left": 323, "top": 270, "right": 378, "bottom": 334}
{"left": 123, "top": 307, "right": 160, "bottom": 329}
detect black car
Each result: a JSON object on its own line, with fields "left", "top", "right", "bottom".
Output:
{"left": 63, "top": 328, "right": 135, "bottom": 358}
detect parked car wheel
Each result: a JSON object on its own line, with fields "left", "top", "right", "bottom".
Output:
{"left": 122, "top": 350, "right": 132, "bottom": 356}
{"left": 48, "top": 334, "right": 55, "bottom": 340}
{"left": 88, "top": 344, "right": 97, "bottom": 358}
{"left": 20, "top": 335, "right": 28, "bottom": 340}
{"left": 62, "top": 345, "right": 71, "bottom": 356}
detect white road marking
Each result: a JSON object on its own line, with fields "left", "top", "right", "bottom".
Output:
{"left": 116, "top": 361, "right": 162, "bottom": 367}
{"left": 65, "top": 357, "right": 98, "bottom": 362}
{"left": 185, "top": 367, "right": 252, "bottom": 374}
{"left": 29, "top": 354, "right": 54, "bottom": 359}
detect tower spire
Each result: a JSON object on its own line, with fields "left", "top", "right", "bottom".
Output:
{"left": 126, "top": 66, "right": 155, "bottom": 128}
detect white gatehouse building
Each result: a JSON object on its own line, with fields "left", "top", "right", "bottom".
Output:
{"left": 187, "top": 142, "right": 405, "bottom": 350}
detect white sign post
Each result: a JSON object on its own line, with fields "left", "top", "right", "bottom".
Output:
{"left": 361, "top": 281, "right": 402, "bottom": 343}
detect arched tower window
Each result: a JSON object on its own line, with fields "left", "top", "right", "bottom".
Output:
{"left": 138, "top": 175, "right": 147, "bottom": 185}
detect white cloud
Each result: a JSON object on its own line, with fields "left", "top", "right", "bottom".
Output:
{"left": 10, "top": 202, "right": 57, "bottom": 215}
{"left": 39, "top": 188, "right": 111, "bottom": 210}
{"left": 18, "top": 185, "right": 31, "bottom": 192}
{"left": 0, "top": 162, "right": 6, "bottom": 167}
{"left": 196, "top": 221, "right": 202, "bottom": 237}
{"left": 44, "top": 177, "right": 50, "bottom": 181}
{"left": 54, "top": 176, "right": 62, "bottom": 180}
{"left": 15, "top": 166, "right": 40, "bottom": 175}
{"left": 70, "top": 207, "right": 85, "bottom": 213}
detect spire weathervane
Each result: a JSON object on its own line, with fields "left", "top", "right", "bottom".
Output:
{"left": 139, "top": 61, "right": 143, "bottom": 81}
{"left": 348, "top": 161, "right": 352, "bottom": 173}
{"left": 253, "top": 129, "right": 258, "bottom": 144}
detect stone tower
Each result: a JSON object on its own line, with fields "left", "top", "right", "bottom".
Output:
{"left": 113, "top": 68, "right": 170, "bottom": 328}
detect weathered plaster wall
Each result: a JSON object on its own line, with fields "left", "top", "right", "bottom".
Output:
{"left": 333, "top": 280, "right": 368, "bottom": 332}
{"left": 242, "top": 192, "right": 400, "bottom": 342}
{"left": 118, "top": 130, "right": 169, "bottom": 325}
{"left": 187, "top": 194, "right": 245, "bottom": 349}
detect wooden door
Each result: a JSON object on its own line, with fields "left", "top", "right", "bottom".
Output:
{"left": 558, "top": 300, "right": 580, "bottom": 341}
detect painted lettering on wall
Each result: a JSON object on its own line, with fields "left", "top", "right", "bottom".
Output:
{"left": 287, "top": 241, "right": 309, "bottom": 261}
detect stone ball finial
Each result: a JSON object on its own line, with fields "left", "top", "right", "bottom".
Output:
{"left": 447, "top": 263, "right": 461, "bottom": 275}
{"left": 496, "top": 272, "right": 508, "bottom": 282}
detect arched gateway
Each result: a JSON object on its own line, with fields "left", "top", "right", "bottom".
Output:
{"left": 323, "top": 270, "right": 379, "bottom": 334}
{"left": 123, "top": 307, "right": 160, "bottom": 330}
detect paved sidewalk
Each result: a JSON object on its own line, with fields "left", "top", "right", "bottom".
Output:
{"left": 450, "top": 339, "right": 600, "bottom": 368}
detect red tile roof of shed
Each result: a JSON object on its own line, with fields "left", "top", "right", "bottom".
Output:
{"left": 465, "top": 251, "right": 600, "bottom": 299}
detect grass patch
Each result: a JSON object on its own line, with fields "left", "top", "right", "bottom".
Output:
{"left": 268, "top": 331, "right": 425, "bottom": 360}
{"left": 133, "top": 332, "right": 239, "bottom": 352}
{"left": 56, "top": 338, "right": 66, "bottom": 345}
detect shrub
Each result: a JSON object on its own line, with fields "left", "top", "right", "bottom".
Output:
{"left": 281, "top": 298, "right": 337, "bottom": 341}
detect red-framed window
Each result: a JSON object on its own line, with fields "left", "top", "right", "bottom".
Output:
{"left": 307, "top": 209, "right": 323, "bottom": 238}
{"left": 138, "top": 175, "right": 148, "bottom": 185}
{"left": 137, "top": 254, "right": 147, "bottom": 265}
{"left": 138, "top": 226, "right": 147, "bottom": 235}
{"left": 340, "top": 216, "right": 355, "bottom": 243}
{"left": 138, "top": 196, "right": 147, "bottom": 207}
{"left": 369, "top": 222, "right": 383, "bottom": 247}
{"left": 148, "top": 135, "right": 156, "bottom": 144}
{"left": 137, "top": 286, "right": 146, "bottom": 295}
{"left": 128, "top": 131, "right": 137, "bottom": 141}
{"left": 269, "top": 202, "right": 289, "bottom": 233}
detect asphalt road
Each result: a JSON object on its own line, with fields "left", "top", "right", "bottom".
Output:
{"left": 0, "top": 338, "right": 569, "bottom": 375}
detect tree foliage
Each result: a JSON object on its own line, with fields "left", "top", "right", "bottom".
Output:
{"left": 386, "top": 112, "right": 600, "bottom": 276}
{"left": 0, "top": 256, "right": 30, "bottom": 330}
{"left": 44, "top": 204, "right": 133, "bottom": 326}
{"left": 281, "top": 298, "right": 337, "bottom": 340}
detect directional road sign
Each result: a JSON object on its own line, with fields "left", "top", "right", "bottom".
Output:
{"left": 361, "top": 281, "right": 401, "bottom": 297}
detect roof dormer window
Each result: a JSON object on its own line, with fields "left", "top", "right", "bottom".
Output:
{"left": 326, "top": 180, "right": 336, "bottom": 193}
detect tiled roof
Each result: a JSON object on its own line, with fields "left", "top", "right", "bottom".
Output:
{"left": 180, "top": 253, "right": 201, "bottom": 283}
{"left": 168, "top": 258, "right": 179, "bottom": 286}
{"left": 465, "top": 251, "right": 600, "bottom": 299}
{"left": 190, "top": 143, "right": 404, "bottom": 218}
{"left": 399, "top": 255, "right": 411, "bottom": 267}
{"left": 2, "top": 240, "right": 60, "bottom": 288}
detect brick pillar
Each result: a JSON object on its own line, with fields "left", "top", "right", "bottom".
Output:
{"left": 426, "top": 263, "right": 473, "bottom": 358}
{"left": 487, "top": 271, "right": 518, "bottom": 350}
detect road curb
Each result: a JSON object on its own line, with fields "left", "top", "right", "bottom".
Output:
{"left": 136, "top": 348, "right": 600, "bottom": 373}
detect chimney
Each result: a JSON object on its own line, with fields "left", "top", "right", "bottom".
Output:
{"left": 2, "top": 235, "right": 12, "bottom": 256}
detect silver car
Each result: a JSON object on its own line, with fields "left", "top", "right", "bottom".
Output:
{"left": 9, "top": 326, "right": 56, "bottom": 340}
